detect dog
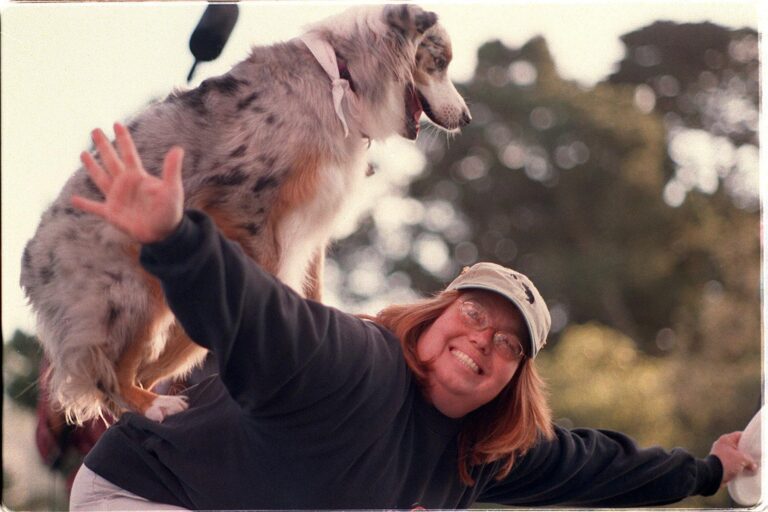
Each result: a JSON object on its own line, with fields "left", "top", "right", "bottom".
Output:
{"left": 20, "top": 4, "right": 470, "bottom": 424}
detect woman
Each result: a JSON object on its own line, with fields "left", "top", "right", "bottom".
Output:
{"left": 68, "top": 124, "right": 755, "bottom": 510}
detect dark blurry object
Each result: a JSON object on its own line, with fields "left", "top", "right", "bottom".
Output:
{"left": 5, "top": 329, "right": 41, "bottom": 410}
{"left": 187, "top": 3, "right": 240, "bottom": 82}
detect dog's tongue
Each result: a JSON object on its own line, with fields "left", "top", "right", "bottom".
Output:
{"left": 405, "top": 83, "right": 422, "bottom": 139}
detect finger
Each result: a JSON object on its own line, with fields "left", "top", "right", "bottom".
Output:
{"left": 113, "top": 122, "right": 143, "bottom": 172}
{"left": 71, "top": 195, "right": 108, "bottom": 219}
{"left": 162, "top": 146, "right": 184, "bottom": 189}
{"left": 92, "top": 128, "right": 124, "bottom": 176}
{"left": 743, "top": 455, "right": 758, "bottom": 471}
{"left": 81, "top": 151, "right": 112, "bottom": 193}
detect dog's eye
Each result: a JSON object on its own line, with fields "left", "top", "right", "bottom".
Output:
{"left": 434, "top": 57, "right": 447, "bottom": 71}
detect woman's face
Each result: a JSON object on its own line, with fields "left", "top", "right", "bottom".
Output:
{"left": 417, "top": 290, "right": 526, "bottom": 418}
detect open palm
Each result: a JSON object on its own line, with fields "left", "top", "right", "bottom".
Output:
{"left": 72, "top": 123, "right": 185, "bottom": 244}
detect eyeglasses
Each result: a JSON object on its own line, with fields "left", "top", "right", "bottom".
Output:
{"left": 458, "top": 299, "right": 525, "bottom": 360}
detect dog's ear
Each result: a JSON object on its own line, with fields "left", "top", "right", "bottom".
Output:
{"left": 384, "top": 5, "right": 438, "bottom": 40}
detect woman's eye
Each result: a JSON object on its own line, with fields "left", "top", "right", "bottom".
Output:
{"left": 496, "top": 334, "right": 523, "bottom": 357}
{"left": 462, "top": 304, "right": 485, "bottom": 325}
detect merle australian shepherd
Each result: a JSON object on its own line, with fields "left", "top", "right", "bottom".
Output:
{"left": 21, "top": 4, "right": 470, "bottom": 424}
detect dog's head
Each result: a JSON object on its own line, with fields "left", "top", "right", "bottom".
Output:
{"left": 307, "top": 5, "right": 470, "bottom": 141}
{"left": 411, "top": 23, "right": 471, "bottom": 137}
{"left": 383, "top": 5, "right": 471, "bottom": 139}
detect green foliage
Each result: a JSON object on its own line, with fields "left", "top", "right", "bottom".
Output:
{"left": 609, "top": 22, "right": 759, "bottom": 211}
{"left": 4, "top": 329, "right": 43, "bottom": 410}
{"left": 609, "top": 22, "right": 759, "bottom": 146}
{"left": 537, "top": 323, "right": 682, "bottom": 447}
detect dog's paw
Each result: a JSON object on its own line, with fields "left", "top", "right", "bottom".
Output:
{"left": 144, "top": 394, "right": 189, "bottom": 422}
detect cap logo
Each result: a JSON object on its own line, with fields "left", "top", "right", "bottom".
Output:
{"left": 522, "top": 283, "right": 535, "bottom": 304}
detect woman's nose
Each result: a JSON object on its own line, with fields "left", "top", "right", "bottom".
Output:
{"left": 469, "top": 328, "right": 494, "bottom": 353}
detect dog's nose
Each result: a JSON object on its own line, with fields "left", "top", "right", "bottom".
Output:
{"left": 460, "top": 111, "right": 471, "bottom": 127}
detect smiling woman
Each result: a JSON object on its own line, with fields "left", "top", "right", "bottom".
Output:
{"left": 418, "top": 293, "right": 530, "bottom": 416}
{"left": 370, "top": 263, "right": 554, "bottom": 485}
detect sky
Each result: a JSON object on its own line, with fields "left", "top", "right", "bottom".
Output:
{"left": 1, "top": 1, "right": 761, "bottom": 342}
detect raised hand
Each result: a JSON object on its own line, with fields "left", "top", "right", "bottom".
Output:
{"left": 71, "top": 123, "right": 185, "bottom": 244}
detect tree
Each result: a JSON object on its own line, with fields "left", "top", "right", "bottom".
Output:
{"left": 608, "top": 21, "right": 759, "bottom": 211}
{"left": 607, "top": 20, "right": 761, "bottom": 464}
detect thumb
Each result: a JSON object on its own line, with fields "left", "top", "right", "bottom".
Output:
{"left": 162, "top": 146, "right": 185, "bottom": 190}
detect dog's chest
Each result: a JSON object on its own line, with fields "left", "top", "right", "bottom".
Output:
{"left": 275, "top": 152, "right": 368, "bottom": 292}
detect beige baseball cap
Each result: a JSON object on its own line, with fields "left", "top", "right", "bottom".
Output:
{"left": 446, "top": 262, "right": 551, "bottom": 358}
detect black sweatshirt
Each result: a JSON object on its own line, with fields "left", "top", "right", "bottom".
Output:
{"left": 84, "top": 210, "right": 723, "bottom": 509}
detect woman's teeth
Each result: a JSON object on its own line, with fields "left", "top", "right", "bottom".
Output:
{"left": 451, "top": 349, "right": 480, "bottom": 374}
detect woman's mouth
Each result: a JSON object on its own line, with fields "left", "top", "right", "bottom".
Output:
{"left": 450, "top": 348, "right": 481, "bottom": 375}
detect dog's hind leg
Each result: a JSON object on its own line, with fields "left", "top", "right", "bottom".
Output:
{"left": 137, "top": 322, "right": 209, "bottom": 392}
{"left": 113, "top": 315, "right": 189, "bottom": 422}
{"left": 111, "top": 272, "right": 188, "bottom": 422}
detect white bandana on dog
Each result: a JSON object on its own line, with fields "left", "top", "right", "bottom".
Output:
{"left": 300, "top": 33, "right": 360, "bottom": 138}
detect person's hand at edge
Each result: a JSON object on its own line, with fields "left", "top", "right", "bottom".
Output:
{"left": 710, "top": 431, "right": 758, "bottom": 486}
{"left": 71, "top": 122, "right": 184, "bottom": 244}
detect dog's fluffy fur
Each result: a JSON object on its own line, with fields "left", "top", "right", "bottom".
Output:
{"left": 20, "top": 4, "right": 470, "bottom": 424}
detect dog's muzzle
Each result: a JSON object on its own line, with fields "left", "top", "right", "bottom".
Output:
{"left": 404, "top": 83, "right": 423, "bottom": 140}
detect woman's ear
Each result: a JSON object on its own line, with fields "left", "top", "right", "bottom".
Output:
{"left": 384, "top": 5, "right": 438, "bottom": 40}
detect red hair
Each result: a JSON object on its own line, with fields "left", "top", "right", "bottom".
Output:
{"left": 365, "top": 289, "right": 554, "bottom": 485}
